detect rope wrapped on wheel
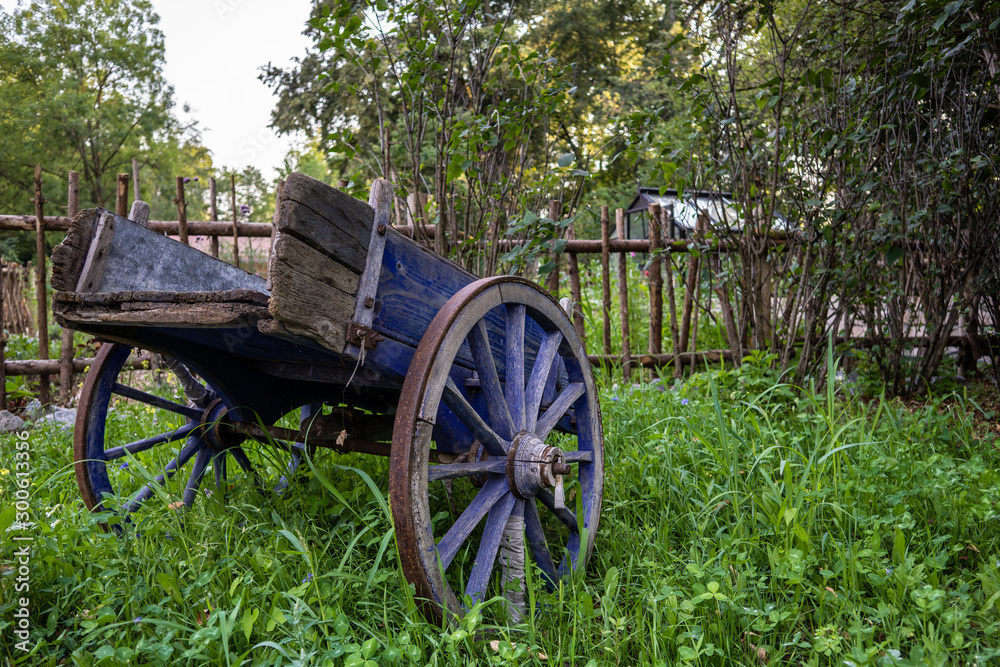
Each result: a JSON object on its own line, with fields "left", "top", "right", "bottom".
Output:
{"left": 499, "top": 513, "right": 526, "bottom": 622}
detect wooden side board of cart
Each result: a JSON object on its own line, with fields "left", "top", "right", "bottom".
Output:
{"left": 51, "top": 173, "right": 604, "bottom": 623}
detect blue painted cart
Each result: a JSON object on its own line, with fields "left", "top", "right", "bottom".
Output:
{"left": 52, "top": 174, "right": 604, "bottom": 622}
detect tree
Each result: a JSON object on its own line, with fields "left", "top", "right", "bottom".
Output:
{"left": 0, "top": 0, "right": 207, "bottom": 214}
{"left": 264, "top": 0, "right": 583, "bottom": 275}
{"left": 630, "top": 0, "right": 1000, "bottom": 394}
{"left": 262, "top": 0, "right": 681, "bottom": 266}
{"left": 0, "top": 0, "right": 216, "bottom": 263}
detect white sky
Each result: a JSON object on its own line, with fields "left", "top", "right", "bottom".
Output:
{"left": 1, "top": 0, "right": 316, "bottom": 177}
{"left": 155, "top": 0, "right": 314, "bottom": 177}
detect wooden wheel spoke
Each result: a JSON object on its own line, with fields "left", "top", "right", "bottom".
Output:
{"left": 182, "top": 447, "right": 213, "bottom": 506}
{"left": 525, "top": 331, "right": 563, "bottom": 431}
{"left": 214, "top": 451, "right": 227, "bottom": 489}
{"left": 275, "top": 448, "right": 304, "bottom": 494}
{"left": 103, "top": 423, "right": 199, "bottom": 461}
{"left": 563, "top": 450, "right": 593, "bottom": 463}
{"left": 535, "top": 382, "right": 585, "bottom": 440}
{"left": 464, "top": 491, "right": 517, "bottom": 605}
{"left": 505, "top": 304, "right": 526, "bottom": 433}
{"left": 112, "top": 383, "right": 203, "bottom": 421}
{"left": 536, "top": 489, "right": 579, "bottom": 534}
{"left": 229, "top": 447, "right": 265, "bottom": 493}
{"left": 228, "top": 447, "right": 255, "bottom": 474}
{"left": 436, "top": 477, "right": 509, "bottom": 571}
{"left": 123, "top": 436, "right": 203, "bottom": 513}
{"left": 443, "top": 378, "right": 507, "bottom": 456}
{"left": 468, "top": 320, "right": 515, "bottom": 440}
{"left": 524, "top": 499, "right": 559, "bottom": 588}
{"left": 428, "top": 457, "right": 506, "bottom": 482}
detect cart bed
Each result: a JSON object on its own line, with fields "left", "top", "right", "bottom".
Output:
{"left": 49, "top": 174, "right": 525, "bottom": 415}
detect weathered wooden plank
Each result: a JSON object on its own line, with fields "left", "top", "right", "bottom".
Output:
{"left": 373, "top": 229, "right": 477, "bottom": 349}
{"left": 53, "top": 289, "right": 270, "bottom": 306}
{"left": 75, "top": 211, "right": 116, "bottom": 293}
{"left": 51, "top": 209, "right": 98, "bottom": 291}
{"left": 279, "top": 173, "right": 373, "bottom": 271}
{"left": 55, "top": 302, "right": 269, "bottom": 328}
{"left": 268, "top": 232, "right": 358, "bottom": 352}
{"left": 344, "top": 178, "right": 393, "bottom": 360}
{"left": 52, "top": 208, "right": 269, "bottom": 295}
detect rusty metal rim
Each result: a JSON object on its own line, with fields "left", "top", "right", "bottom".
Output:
{"left": 391, "top": 277, "right": 514, "bottom": 621}
{"left": 390, "top": 275, "right": 602, "bottom": 624}
{"left": 74, "top": 343, "right": 120, "bottom": 513}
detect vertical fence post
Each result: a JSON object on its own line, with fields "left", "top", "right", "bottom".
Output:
{"left": 647, "top": 203, "right": 663, "bottom": 356}
{"left": 689, "top": 261, "right": 702, "bottom": 374}
{"left": 616, "top": 208, "right": 631, "bottom": 381}
{"left": 33, "top": 165, "right": 51, "bottom": 405}
{"left": 658, "top": 207, "right": 680, "bottom": 378}
{"left": 132, "top": 158, "right": 141, "bottom": 202}
{"left": 567, "top": 218, "right": 585, "bottom": 341}
{"left": 209, "top": 177, "right": 219, "bottom": 258}
{"left": 1, "top": 260, "right": 6, "bottom": 409}
{"left": 601, "top": 206, "right": 611, "bottom": 356}
{"left": 116, "top": 173, "right": 129, "bottom": 217}
{"left": 231, "top": 175, "right": 240, "bottom": 268}
{"left": 59, "top": 171, "right": 80, "bottom": 405}
{"left": 679, "top": 209, "right": 702, "bottom": 356}
{"left": 175, "top": 176, "right": 189, "bottom": 245}
{"left": 546, "top": 199, "right": 561, "bottom": 298}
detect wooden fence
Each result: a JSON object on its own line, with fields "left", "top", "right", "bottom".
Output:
{"left": 2, "top": 168, "right": 993, "bottom": 408}
{"left": 0, "top": 165, "right": 277, "bottom": 407}
{"left": 2, "top": 261, "right": 34, "bottom": 336}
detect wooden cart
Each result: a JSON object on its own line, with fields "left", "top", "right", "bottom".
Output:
{"left": 52, "top": 174, "right": 604, "bottom": 622}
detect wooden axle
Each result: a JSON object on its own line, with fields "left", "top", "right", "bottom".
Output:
{"left": 229, "top": 419, "right": 459, "bottom": 464}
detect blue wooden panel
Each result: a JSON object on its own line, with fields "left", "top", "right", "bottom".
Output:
{"left": 373, "top": 230, "right": 563, "bottom": 390}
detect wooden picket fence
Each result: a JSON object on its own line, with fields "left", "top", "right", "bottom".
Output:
{"left": 0, "top": 165, "right": 276, "bottom": 407}
{"left": 2, "top": 165, "right": 992, "bottom": 408}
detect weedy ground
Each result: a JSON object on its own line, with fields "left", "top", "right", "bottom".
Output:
{"left": 1, "top": 347, "right": 998, "bottom": 666}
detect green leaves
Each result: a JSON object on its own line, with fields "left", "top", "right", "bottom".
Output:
{"left": 932, "top": 1, "right": 963, "bottom": 30}
{"left": 885, "top": 245, "right": 904, "bottom": 266}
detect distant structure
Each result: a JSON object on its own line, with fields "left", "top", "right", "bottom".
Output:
{"left": 622, "top": 186, "right": 787, "bottom": 241}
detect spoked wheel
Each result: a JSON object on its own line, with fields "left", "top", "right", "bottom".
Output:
{"left": 74, "top": 343, "right": 311, "bottom": 526}
{"left": 391, "top": 276, "right": 604, "bottom": 624}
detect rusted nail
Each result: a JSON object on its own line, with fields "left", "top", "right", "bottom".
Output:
{"left": 377, "top": 223, "right": 387, "bottom": 235}
{"left": 552, "top": 461, "right": 571, "bottom": 475}
{"left": 364, "top": 296, "right": 375, "bottom": 308}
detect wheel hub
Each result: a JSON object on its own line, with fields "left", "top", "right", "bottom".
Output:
{"left": 200, "top": 399, "right": 246, "bottom": 450}
{"left": 506, "top": 431, "right": 565, "bottom": 499}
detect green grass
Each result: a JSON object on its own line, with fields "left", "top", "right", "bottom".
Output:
{"left": 2, "top": 352, "right": 999, "bottom": 666}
